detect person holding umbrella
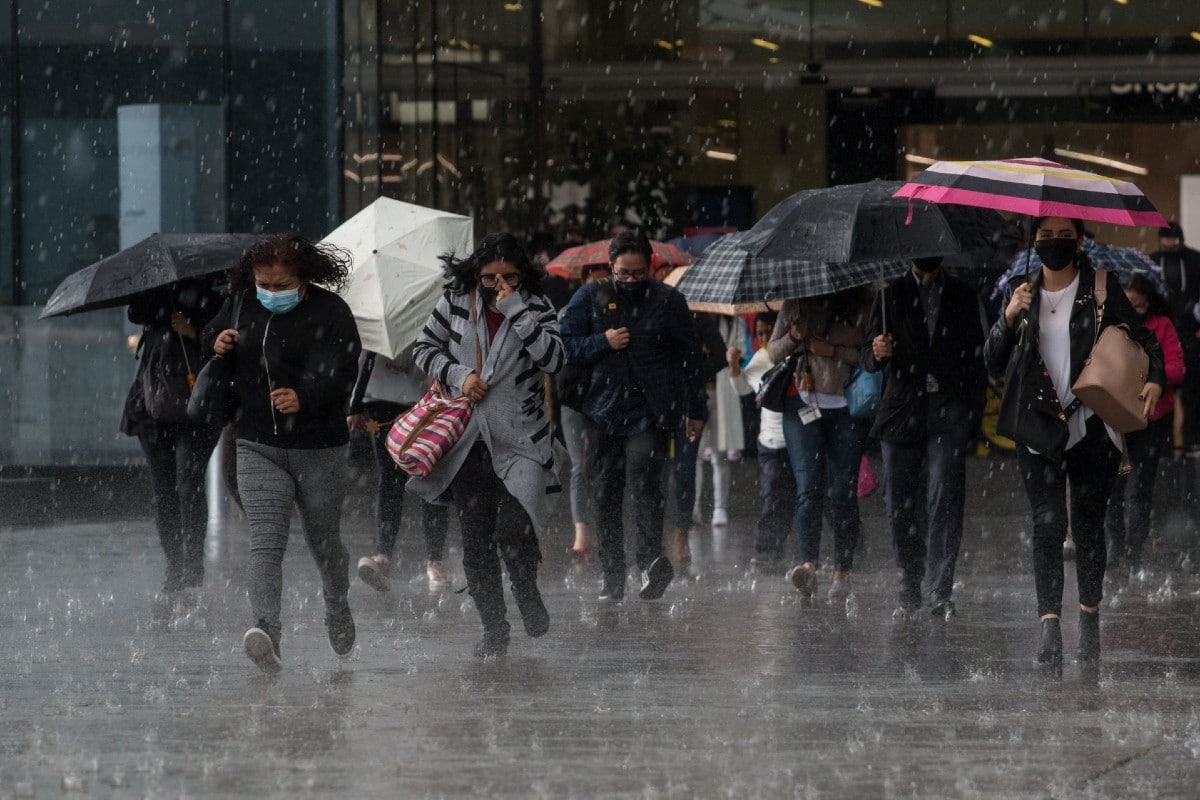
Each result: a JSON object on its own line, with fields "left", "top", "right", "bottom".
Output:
{"left": 120, "top": 277, "right": 224, "bottom": 596}
{"left": 861, "top": 255, "right": 988, "bottom": 620}
{"left": 409, "top": 233, "right": 564, "bottom": 658}
{"left": 767, "top": 286, "right": 874, "bottom": 601}
{"left": 985, "top": 216, "right": 1165, "bottom": 669}
{"left": 202, "top": 234, "right": 362, "bottom": 674}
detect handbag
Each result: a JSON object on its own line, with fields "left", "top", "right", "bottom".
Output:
{"left": 186, "top": 293, "right": 243, "bottom": 427}
{"left": 385, "top": 291, "right": 483, "bottom": 477}
{"left": 142, "top": 329, "right": 199, "bottom": 424}
{"left": 755, "top": 353, "right": 798, "bottom": 412}
{"left": 1070, "top": 270, "right": 1150, "bottom": 434}
{"left": 844, "top": 365, "right": 883, "bottom": 419}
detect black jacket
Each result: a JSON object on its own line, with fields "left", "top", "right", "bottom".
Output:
{"left": 1149, "top": 246, "right": 1200, "bottom": 344}
{"left": 984, "top": 266, "right": 1165, "bottom": 459}
{"left": 200, "top": 285, "right": 362, "bottom": 449}
{"left": 861, "top": 270, "right": 987, "bottom": 444}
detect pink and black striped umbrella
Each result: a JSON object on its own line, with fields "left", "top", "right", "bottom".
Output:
{"left": 893, "top": 157, "right": 1168, "bottom": 229}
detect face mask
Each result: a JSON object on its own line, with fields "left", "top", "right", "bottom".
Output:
{"left": 257, "top": 286, "right": 301, "bottom": 314}
{"left": 613, "top": 278, "right": 646, "bottom": 295}
{"left": 1034, "top": 239, "right": 1078, "bottom": 272}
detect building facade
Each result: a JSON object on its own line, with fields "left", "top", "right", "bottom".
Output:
{"left": 3, "top": 0, "right": 1200, "bottom": 466}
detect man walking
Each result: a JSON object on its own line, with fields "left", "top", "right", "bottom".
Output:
{"left": 559, "top": 231, "right": 708, "bottom": 601}
{"left": 1151, "top": 222, "right": 1200, "bottom": 458}
{"left": 862, "top": 256, "right": 987, "bottom": 619}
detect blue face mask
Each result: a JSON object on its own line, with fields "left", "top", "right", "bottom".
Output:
{"left": 257, "top": 286, "right": 301, "bottom": 314}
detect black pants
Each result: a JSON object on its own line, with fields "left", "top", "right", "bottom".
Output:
{"left": 138, "top": 423, "right": 221, "bottom": 588}
{"left": 1106, "top": 413, "right": 1171, "bottom": 567}
{"left": 592, "top": 422, "right": 670, "bottom": 584}
{"left": 753, "top": 445, "right": 794, "bottom": 560}
{"left": 363, "top": 400, "right": 449, "bottom": 561}
{"left": 1017, "top": 415, "right": 1121, "bottom": 618}
{"left": 448, "top": 442, "right": 541, "bottom": 635}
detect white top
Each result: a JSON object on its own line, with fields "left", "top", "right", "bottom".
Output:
{"left": 1038, "top": 276, "right": 1090, "bottom": 451}
{"left": 731, "top": 347, "right": 787, "bottom": 451}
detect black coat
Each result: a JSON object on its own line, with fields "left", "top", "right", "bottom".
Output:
{"left": 200, "top": 285, "right": 362, "bottom": 449}
{"left": 984, "top": 266, "right": 1166, "bottom": 459}
{"left": 861, "top": 270, "right": 988, "bottom": 445}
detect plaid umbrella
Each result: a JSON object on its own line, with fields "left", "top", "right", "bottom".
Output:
{"left": 545, "top": 238, "right": 691, "bottom": 280}
{"left": 995, "top": 238, "right": 1168, "bottom": 298}
{"left": 673, "top": 231, "right": 910, "bottom": 310}
{"left": 894, "top": 157, "right": 1168, "bottom": 228}
{"left": 663, "top": 265, "right": 783, "bottom": 315}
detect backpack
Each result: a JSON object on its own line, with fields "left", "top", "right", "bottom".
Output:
{"left": 557, "top": 281, "right": 619, "bottom": 412}
{"left": 140, "top": 328, "right": 199, "bottom": 424}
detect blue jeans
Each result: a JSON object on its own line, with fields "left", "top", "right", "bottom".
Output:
{"left": 880, "top": 395, "right": 971, "bottom": 604}
{"left": 781, "top": 397, "right": 869, "bottom": 571}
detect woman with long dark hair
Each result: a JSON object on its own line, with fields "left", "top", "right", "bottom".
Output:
{"left": 1105, "top": 273, "right": 1184, "bottom": 574}
{"left": 986, "top": 217, "right": 1165, "bottom": 669}
{"left": 410, "top": 232, "right": 564, "bottom": 657}
{"left": 202, "top": 233, "right": 362, "bottom": 674}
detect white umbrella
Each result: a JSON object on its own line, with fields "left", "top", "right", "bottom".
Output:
{"left": 323, "top": 197, "right": 473, "bottom": 358}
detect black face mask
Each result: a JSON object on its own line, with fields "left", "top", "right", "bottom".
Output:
{"left": 478, "top": 285, "right": 499, "bottom": 307}
{"left": 1034, "top": 239, "right": 1078, "bottom": 271}
{"left": 613, "top": 278, "right": 646, "bottom": 295}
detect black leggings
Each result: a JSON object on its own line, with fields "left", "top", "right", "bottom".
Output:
{"left": 1017, "top": 415, "right": 1121, "bottom": 618}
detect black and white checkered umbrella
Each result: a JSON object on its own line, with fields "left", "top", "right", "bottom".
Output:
{"left": 673, "top": 231, "right": 910, "bottom": 310}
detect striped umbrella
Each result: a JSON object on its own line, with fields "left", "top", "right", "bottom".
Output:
{"left": 672, "top": 231, "right": 910, "bottom": 310}
{"left": 545, "top": 238, "right": 691, "bottom": 280}
{"left": 893, "top": 157, "right": 1168, "bottom": 228}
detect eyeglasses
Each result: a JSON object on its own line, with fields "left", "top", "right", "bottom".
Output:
{"left": 479, "top": 273, "right": 521, "bottom": 288}
{"left": 613, "top": 268, "right": 649, "bottom": 281}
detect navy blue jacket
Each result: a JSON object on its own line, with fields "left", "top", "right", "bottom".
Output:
{"left": 559, "top": 279, "right": 708, "bottom": 435}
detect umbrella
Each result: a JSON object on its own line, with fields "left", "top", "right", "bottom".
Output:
{"left": 545, "top": 239, "right": 691, "bottom": 280}
{"left": 893, "top": 157, "right": 1169, "bottom": 228}
{"left": 673, "top": 230, "right": 910, "bottom": 311}
{"left": 737, "top": 180, "right": 1003, "bottom": 263}
{"left": 39, "top": 233, "right": 261, "bottom": 318}
{"left": 994, "top": 238, "right": 1169, "bottom": 298}
{"left": 322, "top": 197, "right": 472, "bottom": 359}
{"left": 662, "top": 265, "right": 782, "bottom": 315}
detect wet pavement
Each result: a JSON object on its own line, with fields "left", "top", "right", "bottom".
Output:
{"left": 2, "top": 454, "right": 1200, "bottom": 798}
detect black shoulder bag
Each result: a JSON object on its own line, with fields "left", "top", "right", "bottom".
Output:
{"left": 187, "top": 292, "right": 244, "bottom": 427}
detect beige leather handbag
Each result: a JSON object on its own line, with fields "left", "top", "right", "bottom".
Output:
{"left": 1071, "top": 270, "right": 1149, "bottom": 434}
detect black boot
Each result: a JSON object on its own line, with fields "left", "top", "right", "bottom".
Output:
{"left": 1037, "top": 617, "right": 1063, "bottom": 668}
{"left": 467, "top": 571, "right": 511, "bottom": 657}
{"left": 473, "top": 624, "right": 511, "bottom": 658}
{"left": 510, "top": 568, "right": 550, "bottom": 638}
{"left": 1076, "top": 610, "right": 1100, "bottom": 662}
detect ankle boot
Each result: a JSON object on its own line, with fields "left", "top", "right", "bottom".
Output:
{"left": 511, "top": 573, "right": 550, "bottom": 638}
{"left": 1076, "top": 610, "right": 1100, "bottom": 662}
{"left": 467, "top": 570, "right": 511, "bottom": 654}
{"left": 473, "top": 623, "right": 511, "bottom": 657}
{"left": 1038, "top": 617, "right": 1063, "bottom": 667}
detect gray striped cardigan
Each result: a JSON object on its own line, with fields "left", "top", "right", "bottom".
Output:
{"left": 408, "top": 286, "right": 565, "bottom": 533}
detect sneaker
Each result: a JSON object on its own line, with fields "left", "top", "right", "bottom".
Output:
{"left": 639, "top": 556, "right": 674, "bottom": 600}
{"left": 243, "top": 625, "right": 282, "bottom": 675}
{"left": 426, "top": 559, "right": 450, "bottom": 588}
{"left": 711, "top": 507, "right": 729, "bottom": 527}
{"left": 599, "top": 577, "right": 626, "bottom": 602}
{"left": 930, "top": 599, "right": 956, "bottom": 620}
{"left": 787, "top": 564, "right": 817, "bottom": 597}
{"left": 326, "top": 606, "right": 356, "bottom": 658}
{"left": 357, "top": 555, "right": 391, "bottom": 592}
{"left": 827, "top": 572, "right": 851, "bottom": 600}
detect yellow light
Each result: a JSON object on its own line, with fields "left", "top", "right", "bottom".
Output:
{"left": 1192, "top": 31, "right": 1200, "bottom": 42}
{"left": 769, "top": 57, "right": 780, "bottom": 64}
{"left": 503, "top": 2, "right": 523, "bottom": 10}
{"left": 904, "top": 154, "right": 938, "bottom": 166}
{"left": 859, "top": 0, "right": 884, "bottom": 7}
{"left": 751, "top": 37, "right": 780, "bottom": 52}
{"left": 1114, "top": 0, "right": 1129, "bottom": 5}
{"left": 968, "top": 34, "right": 994, "bottom": 48}
{"left": 654, "top": 39, "right": 675, "bottom": 51}
{"left": 703, "top": 149, "right": 739, "bottom": 162}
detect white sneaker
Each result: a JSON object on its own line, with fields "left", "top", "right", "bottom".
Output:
{"left": 243, "top": 626, "right": 282, "bottom": 675}
{"left": 426, "top": 559, "right": 450, "bottom": 587}
{"left": 357, "top": 555, "right": 391, "bottom": 592}
{"left": 711, "top": 507, "right": 729, "bottom": 527}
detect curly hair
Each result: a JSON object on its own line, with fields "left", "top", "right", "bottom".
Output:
{"left": 441, "top": 232, "right": 545, "bottom": 295}
{"left": 228, "top": 233, "right": 352, "bottom": 294}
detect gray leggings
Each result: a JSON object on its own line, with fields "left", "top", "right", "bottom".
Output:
{"left": 236, "top": 440, "right": 350, "bottom": 640}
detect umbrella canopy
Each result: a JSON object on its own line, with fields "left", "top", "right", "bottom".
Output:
{"left": 662, "top": 265, "right": 782, "bottom": 315}
{"left": 40, "top": 233, "right": 261, "bottom": 318}
{"left": 322, "top": 197, "right": 472, "bottom": 359}
{"left": 737, "top": 180, "right": 1002, "bottom": 263}
{"left": 893, "top": 157, "right": 1169, "bottom": 228}
{"left": 673, "top": 231, "right": 910, "bottom": 310}
{"left": 545, "top": 238, "right": 691, "bottom": 280}
{"left": 995, "top": 238, "right": 1168, "bottom": 297}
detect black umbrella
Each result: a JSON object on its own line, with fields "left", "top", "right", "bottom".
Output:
{"left": 39, "top": 233, "right": 262, "bottom": 318}
{"left": 737, "top": 180, "right": 1003, "bottom": 263}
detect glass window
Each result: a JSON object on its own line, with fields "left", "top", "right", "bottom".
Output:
{"left": 1, "top": 0, "right": 13, "bottom": 305}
